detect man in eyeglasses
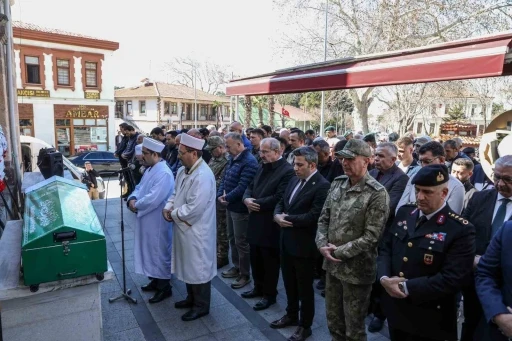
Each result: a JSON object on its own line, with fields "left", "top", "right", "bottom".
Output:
{"left": 396, "top": 141, "right": 465, "bottom": 215}
{"left": 460, "top": 155, "right": 512, "bottom": 341}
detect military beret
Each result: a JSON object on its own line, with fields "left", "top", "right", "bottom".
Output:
{"left": 336, "top": 139, "right": 372, "bottom": 158}
{"left": 325, "top": 126, "right": 336, "bottom": 132}
{"left": 462, "top": 147, "right": 475, "bottom": 154}
{"left": 411, "top": 164, "right": 449, "bottom": 186}
{"left": 343, "top": 130, "right": 353, "bottom": 137}
{"left": 363, "top": 133, "right": 376, "bottom": 143}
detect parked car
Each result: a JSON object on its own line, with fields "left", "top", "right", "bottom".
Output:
{"left": 68, "top": 151, "right": 121, "bottom": 173}
{"left": 20, "top": 136, "right": 106, "bottom": 199}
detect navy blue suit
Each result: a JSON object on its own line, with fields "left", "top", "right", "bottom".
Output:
{"left": 475, "top": 221, "right": 512, "bottom": 341}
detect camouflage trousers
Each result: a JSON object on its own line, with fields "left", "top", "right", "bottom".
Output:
{"left": 216, "top": 204, "right": 229, "bottom": 266}
{"left": 325, "top": 273, "right": 372, "bottom": 341}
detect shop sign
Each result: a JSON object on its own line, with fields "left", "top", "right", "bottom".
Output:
{"left": 84, "top": 91, "right": 100, "bottom": 100}
{"left": 66, "top": 105, "right": 100, "bottom": 119}
{"left": 17, "top": 89, "right": 50, "bottom": 98}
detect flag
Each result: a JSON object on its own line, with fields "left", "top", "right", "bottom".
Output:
{"left": 282, "top": 107, "right": 290, "bottom": 117}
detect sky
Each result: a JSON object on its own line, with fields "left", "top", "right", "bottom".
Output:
{"left": 11, "top": 0, "right": 294, "bottom": 88}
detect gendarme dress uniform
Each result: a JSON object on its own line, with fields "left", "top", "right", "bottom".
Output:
{"left": 377, "top": 165, "right": 475, "bottom": 341}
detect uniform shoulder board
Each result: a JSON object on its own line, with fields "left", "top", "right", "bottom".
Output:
{"left": 366, "top": 177, "right": 386, "bottom": 191}
{"left": 333, "top": 175, "right": 349, "bottom": 182}
{"left": 447, "top": 212, "right": 469, "bottom": 225}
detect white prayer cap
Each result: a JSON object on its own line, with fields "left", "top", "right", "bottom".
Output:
{"left": 142, "top": 137, "right": 165, "bottom": 153}
{"left": 135, "top": 144, "right": 143, "bottom": 156}
{"left": 181, "top": 133, "right": 204, "bottom": 151}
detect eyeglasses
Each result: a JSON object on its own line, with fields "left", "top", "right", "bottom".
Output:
{"left": 419, "top": 157, "right": 439, "bottom": 165}
{"left": 178, "top": 150, "right": 190, "bottom": 156}
{"left": 493, "top": 173, "right": 512, "bottom": 184}
{"left": 259, "top": 149, "right": 276, "bottom": 155}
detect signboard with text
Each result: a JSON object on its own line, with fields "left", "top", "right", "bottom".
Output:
{"left": 17, "top": 89, "right": 50, "bottom": 98}
{"left": 84, "top": 91, "right": 100, "bottom": 100}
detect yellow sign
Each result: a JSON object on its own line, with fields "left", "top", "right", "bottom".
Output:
{"left": 17, "top": 89, "right": 50, "bottom": 97}
{"left": 84, "top": 91, "right": 100, "bottom": 100}
{"left": 66, "top": 105, "right": 100, "bottom": 119}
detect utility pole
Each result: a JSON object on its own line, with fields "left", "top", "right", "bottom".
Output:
{"left": 320, "top": 0, "right": 328, "bottom": 136}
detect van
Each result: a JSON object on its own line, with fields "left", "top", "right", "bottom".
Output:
{"left": 20, "top": 136, "right": 106, "bottom": 199}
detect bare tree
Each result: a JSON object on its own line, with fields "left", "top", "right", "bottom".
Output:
{"left": 274, "top": 0, "right": 512, "bottom": 133}
{"left": 164, "top": 57, "right": 231, "bottom": 94}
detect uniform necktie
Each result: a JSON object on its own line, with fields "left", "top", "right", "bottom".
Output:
{"left": 416, "top": 215, "right": 428, "bottom": 229}
{"left": 290, "top": 179, "right": 306, "bottom": 203}
{"left": 491, "top": 198, "right": 511, "bottom": 237}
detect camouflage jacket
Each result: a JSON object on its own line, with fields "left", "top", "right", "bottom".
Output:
{"left": 316, "top": 172, "right": 390, "bottom": 285}
{"left": 208, "top": 153, "right": 229, "bottom": 189}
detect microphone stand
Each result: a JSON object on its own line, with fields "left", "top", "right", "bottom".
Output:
{"left": 102, "top": 168, "right": 137, "bottom": 305}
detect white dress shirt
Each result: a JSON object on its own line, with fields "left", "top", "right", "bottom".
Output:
{"left": 492, "top": 193, "right": 512, "bottom": 223}
{"left": 289, "top": 170, "right": 317, "bottom": 203}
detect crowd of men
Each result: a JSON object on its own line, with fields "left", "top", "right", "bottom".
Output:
{"left": 110, "top": 121, "right": 512, "bottom": 341}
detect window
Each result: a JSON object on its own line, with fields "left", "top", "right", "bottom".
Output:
{"left": 25, "top": 56, "right": 41, "bottom": 84}
{"left": 416, "top": 122, "right": 423, "bottom": 134}
{"left": 115, "top": 101, "right": 124, "bottom": 118}
{"left": 85, "top": 62, "right": 97, "bottom": 87}
{"left": 471, "top": 104, "right": 477, "bottom": 116}
{"left": 126, "top": 101, "right": 133, "bottom": 115}
{"left": 140, "top": 101, "right": 146, "bottom": 115}
{"left": 57, "top": 59, "right": 70, "bottom": 85}
{"left": 429, "top": 123, "right": 436, "bottom": 134}
{"left": 164, "top": 102, "right": 177, "bottom": 115}
{"left": 430, "top": 103, "right": 436, "bottom": 116}
{"left": 20, "top": 119, "right": 34, "bottom": 136}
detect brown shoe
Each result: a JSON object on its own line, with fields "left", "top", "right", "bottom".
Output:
{"left": 230, "top": 275, "right": 251, "bottom": 289}
{"left": 221, "top": 266, "right": 239, "bottom": 278}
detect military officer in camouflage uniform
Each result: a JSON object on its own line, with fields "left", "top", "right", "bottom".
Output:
{"left": 316, "top": 139, "right": 390, "bottom": 341}
{"left": 377, "top": 164, "right": 475, "bottom": 341}
{"left": 206, "top": 136, "right": 230, "bottom": 268}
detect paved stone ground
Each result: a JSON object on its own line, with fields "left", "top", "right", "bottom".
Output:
{"left": 93, "top": 198, "right": 391, "bottom": 341}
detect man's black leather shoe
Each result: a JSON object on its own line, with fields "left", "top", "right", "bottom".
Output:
{"left": 288, "top": 327, "right": 312, "bottom": 341}
{"left": 368, "top": 317, "right": 385, "bottom": 332}
{"left": 241, "top": 288, "right": 263, "bottom": 299}
{"left": 141, "top": 281, "right": 158, "bottom": 292}
{"left": 174, "top": 299, "right": 194, "bottom": 309}
{"left": 181, "top": 310, "right": 209, "bottom": 321}
{"left": 253, "top": 297, "right": 276, "bottom": 311}
{"left": 270, "top": 314, "right": 299, "bottom": 329}
{"left": 148, "top": 287, "right": 172, "bottom": 303}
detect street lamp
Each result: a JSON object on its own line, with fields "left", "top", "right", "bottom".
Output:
{"left": 319, "top": 0, "right": 328, "bottom": 135}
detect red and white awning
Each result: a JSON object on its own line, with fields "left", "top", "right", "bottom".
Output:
{"left": 226, "top": 31, "right": 512, "bottom": 96}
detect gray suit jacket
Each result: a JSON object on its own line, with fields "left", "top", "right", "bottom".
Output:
{"left": 370, "top": 164, "right": 409, "bottom": 226}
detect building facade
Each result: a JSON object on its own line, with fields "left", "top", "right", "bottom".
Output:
{"left": 411, "top": 96, "right": 493, "bottom": 137}
{"left": 114, "top": 82, "right": 231, "bottom": 133}
{"left": 13, "top": 22, "right": 119, "bottom": 156}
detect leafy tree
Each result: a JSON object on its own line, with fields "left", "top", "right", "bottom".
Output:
{"left": 443, "top": 104, "right": 466, "bottom": 122}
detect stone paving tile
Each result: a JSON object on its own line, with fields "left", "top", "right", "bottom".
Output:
{"left": 104, "top": 327, "right": 147, "bottom": 341}
{"left": 100, "top": 278, "right": 122, "bottom": 294}
{"left": 201, "top": 303, "right": 249, "bottom": 333}
{"left": 213, "top": 322, "right": 268, "bottom": 341}
{"left": 99, "top": 201, "right": 390, "bottom": 341}
{"left": 102, "top": 306, "right": 139, "bottom": 337}
{"left": 159, "top": 317, "right": 211, "bottom": 341}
